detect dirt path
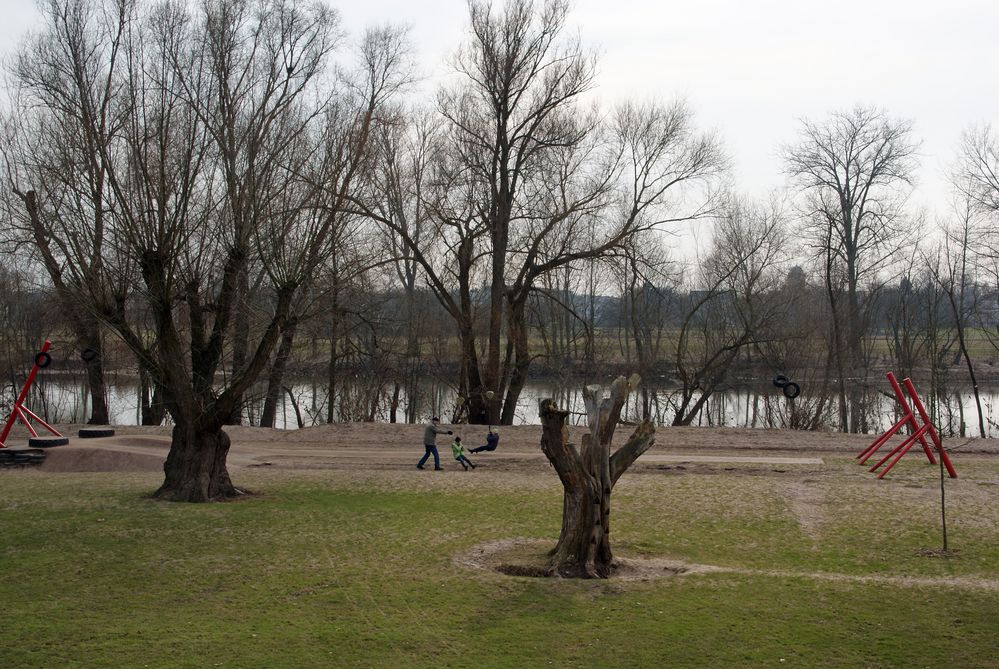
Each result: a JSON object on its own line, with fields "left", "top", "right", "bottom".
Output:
{"left": 3, "top": 421, "right": 993, "bottom": 474}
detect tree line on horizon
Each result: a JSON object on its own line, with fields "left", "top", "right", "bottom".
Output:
{"left": 1, "top": 0, "right": 998, "bottom": 501}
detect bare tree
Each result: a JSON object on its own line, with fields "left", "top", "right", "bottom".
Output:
{"left": 954, "top": 125, "right": 999, "bottom": 370}
{"left": 356, "top": 0, "right": 723, "bottom": 425}
{"left": 2, "top": 0, "right": 409, "bottom": 501}
{"left": 0, "top": 0, "right": 135, "bottom": 426}
{"left": 783, "top": 106, "right": 919, "bottom": 432}
{"left": 615, "top": 233, "right": 679, "bottom": 419}
{"left": 932, "top": 201, "right": 986, "bottom": 437}
{"left": 954, "top": 124, "right": 999, "bottom": 215}
{"left": 368, "top": 107, "right": 443, "bottom": 422}
{"left": 669, "top": 196, "right": 789, "bottom": 425}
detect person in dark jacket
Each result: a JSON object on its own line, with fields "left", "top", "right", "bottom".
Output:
{"left": 417, "top": 416, "right": 451, "bottom": 470}
{"left": 468, "top": 429, "right": 499, "bottom": 454}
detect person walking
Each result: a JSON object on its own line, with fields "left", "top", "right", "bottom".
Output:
{"left": 451, "top": 436, "right": 476, "bottom": 470}
{"left": 468, "top": 428, "right": 499, "bottom": 454}
{"left": 417, "top": 416, "right": 451, "bottom": 470}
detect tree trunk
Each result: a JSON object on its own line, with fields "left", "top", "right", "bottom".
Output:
{"left": 225, "top": 267, "right": 250, "bottom": 425}
{"left": 501, "top": 297, "right": 530, "bottom": 426}
{"left": 539, "top": 376, "right": 655, "bottom": 578}
{"left": 80, "top": 329, "right": 110, "bottom": 425}
{"left": 260, "top": 320, "right": 298, "bottom": 428}
{"left": 154, "top": 421, "right": 240, "bottom": 502}
{"left": 458, "top": 320, "right": 489, "bottom": 425}
{"left": 547, "top": 448, "right": 610, "bottom": 577}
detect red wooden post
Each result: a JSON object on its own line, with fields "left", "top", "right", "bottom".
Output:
{"left": 889, "top": 373, "right": 936, "bottom": 464}
{"left": 902, "top": 378, "right": 957, "bottom": 479}
{"left": 858, "top": 414, "right": 909, "bottom": 463}
{"left": 869, "top": 424, "right": 929, "bottom": 478}
{"left": 856, "top": 372, "right": 957, "bottom": 480}
{"left": 858, "top": 372, "right": 935, "bottom": 464}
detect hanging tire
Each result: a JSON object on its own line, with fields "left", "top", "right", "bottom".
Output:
{"left": 773, "top": 374, "right": 789, "bottom": 388}
{"left": 81, "top": 348, "right": 98, "bottom": 362}
{"left": 28, "top": 436, "right": 68, "bottom": 448}
{"left": 783, "top": 382, "right": 801, "bottom": 399}
{"left": 79, "top": 427, "right": 115, "bottom": 439}
{"left": 35, "top": 352, "right": 52, "bottom": 369}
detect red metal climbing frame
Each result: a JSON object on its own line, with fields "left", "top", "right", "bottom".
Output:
{"left": 0, "top": 340, "right": 63, "bottom": 449}
{"left": 857, "top": 372, "right": 956, "bottom": 479}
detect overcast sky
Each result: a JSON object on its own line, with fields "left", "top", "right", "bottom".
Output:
{"left": 3, "top": 0, "right": 996, "bottom": 222}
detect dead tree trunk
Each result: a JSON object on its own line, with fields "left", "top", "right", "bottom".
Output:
{"left": 539, "top": 375, "right": 656, "bottom": 578}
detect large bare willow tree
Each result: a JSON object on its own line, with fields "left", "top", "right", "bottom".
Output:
{"left": 3, "top": 0, "right": 408, "bottom": 501}
{"left": 357, "top": 0, "right": 724, "bottom": 425}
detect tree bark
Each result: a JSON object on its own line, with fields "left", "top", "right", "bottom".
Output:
{"left": 539, "top": 376, "right": 655, "bottom": 578}
{"left": 154, "top": 421, "right": 240, "bottom": 502}
{"left": 501, "top": 297, "right": 530, "bottom": 426}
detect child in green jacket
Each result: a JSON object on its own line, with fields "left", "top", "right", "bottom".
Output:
{"left": 451, "top": 436, "right": 476, "bottom": 470}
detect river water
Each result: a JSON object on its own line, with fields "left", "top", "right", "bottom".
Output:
{"left": 19, "top": 375, "right": 999, "bottom": 438}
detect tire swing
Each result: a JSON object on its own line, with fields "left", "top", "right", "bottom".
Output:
{"left": 79, "top": 427, "right": 115, "bottom": 438}
{"left": 28, "top": 435, "right": 69, "bottom": 447}
{"left": 773, "top": 373, "right": 801, "bottom": 399}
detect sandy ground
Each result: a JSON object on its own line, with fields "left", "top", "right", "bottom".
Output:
{"left": 0, "top": 421, "right": 996, "bottom": 473}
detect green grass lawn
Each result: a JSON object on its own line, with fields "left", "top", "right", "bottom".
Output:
{"left": 2, "top": 459, "right": 998, "bottom": 668}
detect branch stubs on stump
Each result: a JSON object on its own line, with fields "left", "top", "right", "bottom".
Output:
{"left": 539, "top": 375, "right": 656, "bottom": 578}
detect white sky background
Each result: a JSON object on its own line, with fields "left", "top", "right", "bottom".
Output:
{"left": 2, "top": 0, "right": 997, "bottom": 244}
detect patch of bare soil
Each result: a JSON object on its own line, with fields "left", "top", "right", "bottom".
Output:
{"left": 19, "top": 433, "right": 171, "bottom": 473}
{"left": 784, "top": 482, "right": 827, "bottom": 540}
{"left": 39, "top": 447, "right": 164, "bottom": 473}
{"left": 453, "top": 538, "right": 726, "bottom": 581}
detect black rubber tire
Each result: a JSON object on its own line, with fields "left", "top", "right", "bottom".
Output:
{"left": 78, "top": 427, "right": 115, "bottom": 439}
{"left": 35, "top": 352, "right": 52, "bottom": 369}
{"left": 783, "top": 382, "right": 801, "bottom": 399}
{"left": 81, "top": 348, "right": 98, "bottom": 362}
{"left": 28, "top": 436, "right": 69, "bottom": 448}
{"left": 773, "top": 374, "right": 789, "bottom": 388}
